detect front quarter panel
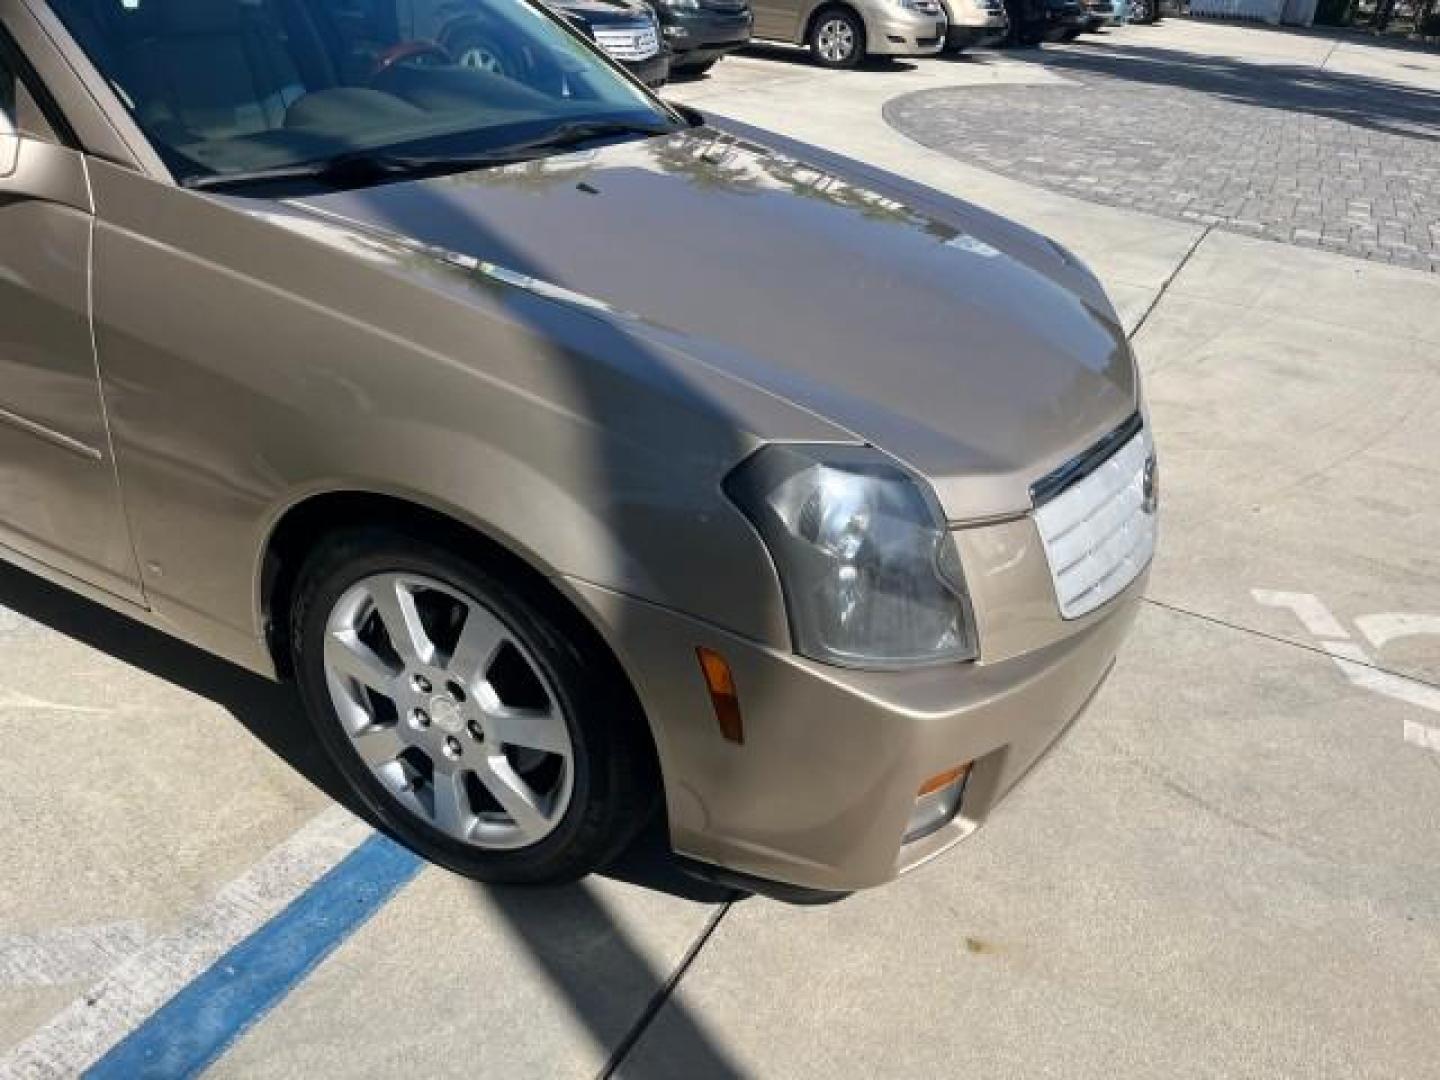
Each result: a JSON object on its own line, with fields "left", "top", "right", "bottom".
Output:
{"left": 85, "top": 161, "right": 843, "bottom": 671}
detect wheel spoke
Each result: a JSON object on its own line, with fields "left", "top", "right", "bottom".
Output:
{"left": 446, "top": 605, "right": 507, "bottom": 685}
{"left": 352, "top": 723, "right": 407, "bottom": 768}
{"left": 325, "top": 632, "right": 397, "bottom": 695}
{"left": 428, "top": 770, "right": 475, "bottom": 839}
{"left": 321, "top": 569, "right": 574, "bottom": 853}
{"left": 367, "top": 575, "right": 434, "bottom": 666}
{"left": 486, "top": 704, "right": 570, "bottom": 757}
{"left": 478, "top": 756, "right": 551, "bottom": 840}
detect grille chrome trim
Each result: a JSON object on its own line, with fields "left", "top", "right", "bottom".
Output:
{"left": 593, "top": 23, "right": 661, "bottom": 61}
{"left": 1034, "top": 425, "right": 1156, "bottom": 620}
{"left": 1030, "top": 412, "right": 1143, "bottom": 508}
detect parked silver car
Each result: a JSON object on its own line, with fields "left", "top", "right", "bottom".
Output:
{"left": 751, "top": 0, "right": 947, "bottom": 67}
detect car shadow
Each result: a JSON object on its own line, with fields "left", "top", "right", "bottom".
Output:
{"left": 1178, "top": 14, "right": 1440, "bottom": 57}
{"left": 735, "top": 41, "right": 920, "bottom": 71}
{"left": 1029, "top": 38, "right": 1440, "bottom": 140}
{"left": 480, "top": 878, "right": 746, "bottom": 1078}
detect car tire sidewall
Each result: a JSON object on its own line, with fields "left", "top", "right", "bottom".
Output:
{"left": 291, "top": 532, "right": 638, "bottom": 885}
{"left": 809, "top": 8, "right": 865, "bottom": 68}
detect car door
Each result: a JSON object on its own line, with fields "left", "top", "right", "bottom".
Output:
{"left": 751, "top": 0, "right": 802, "bottom": 41}
{"left": 0, "top": 36, "right": 143, "bottom": 603}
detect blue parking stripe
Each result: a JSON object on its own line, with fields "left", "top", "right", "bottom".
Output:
{"left": 86, "top": 833, "right": 422, "bottom": 1080}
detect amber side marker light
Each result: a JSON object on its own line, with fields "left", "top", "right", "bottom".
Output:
{"left": 905, "top": 762, "right": 974, "bottom": 843}
{"left": 918, "top": 763, "right": 972, "bottom": 797}
{"left": 696, "top": 647, "right": 744, "bottom": 744}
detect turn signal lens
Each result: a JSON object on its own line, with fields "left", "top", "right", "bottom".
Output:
{"left": 905, "top": 762, "right": 973, "bottom": 843}
{"left": 697, "top": 647, "right": 744, "bottom": 744}
{"left": 918, "top": 763, "right": 971, "bottom": 797}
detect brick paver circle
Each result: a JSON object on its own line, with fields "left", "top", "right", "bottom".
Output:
{"left": 883, "top": 51, "right": 1440, "bottom": 273}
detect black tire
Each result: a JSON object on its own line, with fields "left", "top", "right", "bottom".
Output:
{"left": 681, "top": 57, "right": 721, "bottom": 76}
{"left": 808, "top": 6, "right": 865, "bottom": 69}
{"left": 1011, "top": 19, "right": 1045, "bottom": 45}
{"left": 291, "top": 527, "right": 656, "bottom": 885}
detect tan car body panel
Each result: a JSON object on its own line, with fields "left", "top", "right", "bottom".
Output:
{"left": 1, "top": 0, "right": 1149, "bottom": 890}
{"left": 86, "top": 157, "right": 845, "bottom": 672}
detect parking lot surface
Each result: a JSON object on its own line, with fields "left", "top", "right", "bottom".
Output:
{"left": 886, "top": 43, "right": 1440, "bottom": 270}
{"left": 3, "top": 18, "right": 1439, "bottom": 1080}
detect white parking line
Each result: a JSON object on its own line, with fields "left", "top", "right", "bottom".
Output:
{"left": 1355, "top": 614, "right": 1440, "bottom": 652}
{"left": 0, "top": 806, "right": 373, "bottom": 1080}
{"left": 1253, "top": 589, "right": 1440, "bottom": 753}
{"left": 1251, "top": 589, "right": 1352, "bottom": 640}
{"left": 0, "top": 923, "right": 148, "bottom": 990}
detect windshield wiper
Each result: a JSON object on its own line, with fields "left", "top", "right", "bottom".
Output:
{"left": 181, "top": 149, "right": 489, "bottom": 192}
{"left": 182, "top": 120, "right": 676, "bottom": 193}
{"left": 493, "top": 119, "right": 676, "bottom": 155}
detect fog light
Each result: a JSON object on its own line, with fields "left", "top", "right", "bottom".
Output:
{"left": 664, "top": 25, "right": 689, "bottom": 37}
{"left": 904, "top": 763, "right": 972, "bottom": 842}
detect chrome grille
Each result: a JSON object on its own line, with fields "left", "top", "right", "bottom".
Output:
{"left": 594, "top": 22, "right": 661, "bottom": 61}
{"left": 1034, "top": 426, "right": 1156, "bottom": 619}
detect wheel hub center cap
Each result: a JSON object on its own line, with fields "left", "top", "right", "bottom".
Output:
{"left": 429, "top": 695, "right": 466, "bottom": 737}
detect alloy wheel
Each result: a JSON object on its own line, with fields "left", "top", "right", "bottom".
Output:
{"left": 322, "top": 572, "right": 574, "bottom": 851}
{"left": 816, "top": 18, "right": 857, "bottom": 63}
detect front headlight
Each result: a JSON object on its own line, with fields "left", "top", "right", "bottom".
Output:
{"left": 660, "top": 0, "right": 701, "bottom": 9}
{"left": 726, "top": 445, "right": 977, "bottom": 670}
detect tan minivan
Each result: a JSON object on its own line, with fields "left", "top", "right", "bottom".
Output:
{"left": 1, "top": 0, "right": 1153, "bottom": 900}
{"left": 751, "top": 0, "right": 947, "bottom": 67}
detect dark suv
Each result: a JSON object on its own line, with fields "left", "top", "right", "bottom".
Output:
{"left": 395, "top": 0, "right": 671, "bottom": 87}
{"left": 550, "top": 0, "right": 672, "bottom": 86}
{"left": 650, "top": 0, "right": 753, "bottom": 75}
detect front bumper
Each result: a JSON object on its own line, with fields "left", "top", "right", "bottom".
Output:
{"left": 945, "top": 16, "right": 1008, "bottom": 48}
{"left": 566, "top": 519, "right": 1147, "bottom": 893}
{"left": 620, "top": 49, "right": 673, "bottom": 87}
{"left": 662, "top": 10, "right": 753, "bottom": 63}
{"left": 1046, "top": 12, "right": 1089, "bottom": 37}
{"left": 863, "top": 9, "right": 948, "bottom": 55}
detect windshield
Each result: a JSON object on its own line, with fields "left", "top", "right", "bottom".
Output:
{"left": 49, "top": 0, "right": 678, "bottom": 186}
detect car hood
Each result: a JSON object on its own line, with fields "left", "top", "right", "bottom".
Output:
{"left": 286, "top": 126, "right": 1137, "bottom": 521}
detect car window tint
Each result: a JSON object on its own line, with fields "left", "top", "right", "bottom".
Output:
{"left": 46, "top": 0, "right": 672, "bottom": 184}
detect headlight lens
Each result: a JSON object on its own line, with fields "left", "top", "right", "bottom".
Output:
{"left": 660, "top": 0, "right": 702, "bottom": 9}
{"left": 726, "top": 445, "right": 977, "bottom": 669}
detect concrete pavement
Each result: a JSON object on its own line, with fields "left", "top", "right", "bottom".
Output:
{"left": 3, "top": 19, "right": 1439, "bottom": 1079}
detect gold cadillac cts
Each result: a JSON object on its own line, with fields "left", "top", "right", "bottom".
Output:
{"left": 0, "top": 0, "right": 1156, "bottom": 898}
